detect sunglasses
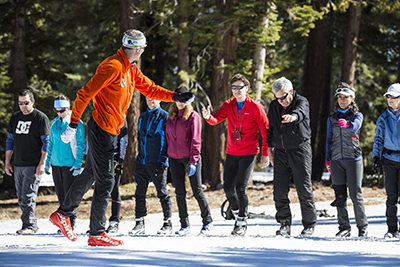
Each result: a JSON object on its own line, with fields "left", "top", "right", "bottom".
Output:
{"left": 18, "top": 101, "right": 31, "bottom": 105}
{"left": 231, "top": 85, "right": 245, "bottom": 90}
{"left": 275, "top": 93, "right": 289, "bottom": 101}
{"left": 386, "top": 94, "right": 400, "bottom": 99}
{"left": 55, "top": 109, "right": 66, "bottom": 114}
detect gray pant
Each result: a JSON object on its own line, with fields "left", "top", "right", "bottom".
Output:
{"left": 331, "top": 160, "right": 368, "bottom": 230}
{"left": 14, "top": 166, "right": 41, "bottom": 230}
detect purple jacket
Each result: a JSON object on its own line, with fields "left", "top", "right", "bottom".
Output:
{"left": 166, "top": 109, "right": 201, "bottom": 164}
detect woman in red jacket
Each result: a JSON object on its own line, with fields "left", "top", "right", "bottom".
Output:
{"left": 166, "top": 86, "right": 213, "bottom": 236}
{"left": 202, "top": 74, "right": 269, "bottom": 236}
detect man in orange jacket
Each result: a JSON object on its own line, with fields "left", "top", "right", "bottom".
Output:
{"left": 50, "top": 29, "right": 193, "bottom": 246}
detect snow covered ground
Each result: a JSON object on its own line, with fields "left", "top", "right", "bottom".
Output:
{"left": 1, "top": 198, "right": 400, "bottom": 267}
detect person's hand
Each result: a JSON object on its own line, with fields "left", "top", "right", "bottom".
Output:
{"left": 202, "top": 106, "right": 211, "bottom": 120}
{"left": 69, "top": 166, "right": 82, "bottom": 176}
{"left": 36, "top": 163, "right": 45, "bottom": 176}
{"left": 373, "top": 156, "right": 380, "bottom": 174}
{"left": 261, "top": 155, "right": 270, "bottom": 169}
{"left": 161, "top": 159, "right": 169, "bottom": 170}
{"left": 45, "top": 165, "right": 51, "bottom": 175}
{"left": 61, "top": 125, "right": 77, "bottom": 143}
{"left": 338, "top": 119, "right": 350, "bottom": 128}
{"left": 186, "top": 163, "right": 197, "bottom": 176}
{"left": 281, "top": 114, "right": 297, "bottom": 123}
{"left": 172, "top": 92, "right": 195, "bottom": 105}
{"left": 5, "top": 162, "right": 13, "bottom": 176}
{"left": 325, "top": 160, "right": 331, "bottom": 173}
{"left": 267, "top": 147, "right": 274, "bottom": 166}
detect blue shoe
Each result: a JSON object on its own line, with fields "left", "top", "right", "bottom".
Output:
{"left": 199, "top": 223, "right": 212, "bottom": 235}
{"left": 175, "top": 226, "right": 190, "bottom": 236}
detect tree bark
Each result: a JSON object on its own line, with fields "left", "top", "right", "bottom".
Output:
{"left": 202, "top": 0, "right": 238, "bottom": 189}
{"left": 341, "top": 2, "right": 362, "bottom": 86}
{"left": 301, "top": 0, "right": 332, "bottom": 181}
{"left": 120, "top": 0, "right": 141, "bottom": 184}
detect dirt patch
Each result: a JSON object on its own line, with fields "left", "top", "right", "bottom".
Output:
{"left": 0, "top": 183, "right": 386, "bottom": 221}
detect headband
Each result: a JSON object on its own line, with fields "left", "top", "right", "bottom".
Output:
{"left": 54, "top": 99, "right": 70, "bottom": 109}
{"left": 122, "top": 34, "right": 147, "bottom": 49}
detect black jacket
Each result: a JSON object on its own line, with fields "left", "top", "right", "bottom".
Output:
{"left": 267, "top": 91, "right": 312, "bottom": 150}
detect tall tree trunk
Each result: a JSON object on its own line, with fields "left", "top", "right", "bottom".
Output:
{"left": 13, "top": 0, "right": 29, "bottom": 112}
{"left": 301, "top": 0, "right": 332, "bottom": 181}
{"left": 120, "top": 0, "right": 141, "bottom": 184}
{"left": 177, "top": 5, "right": 190, "bottom": 87}
{"left": 202, "top": 0, "right": 238, "bottom": 189}
{"left": 341, "top": 2, "right": 362, "bottom": 86}
{"left": 1, "top": 0, "right": 29, "bottom": 192}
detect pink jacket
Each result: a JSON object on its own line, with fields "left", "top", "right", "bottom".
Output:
{"left": 166, "top": 110, "right": 201, "bottom": 164}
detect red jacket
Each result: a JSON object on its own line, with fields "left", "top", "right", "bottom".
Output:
{"left": 206, "top": 95, "right": 269, "bottom": 156}
{"left": 166, "top": 110, "right": 202, "bottom": 164}
{"left": 71, "top": 47, "right": 174, "bottom": 135}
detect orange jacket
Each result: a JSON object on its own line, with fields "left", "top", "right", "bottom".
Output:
{"left": 71, "top": 47, "right": 174, "bottom": 135}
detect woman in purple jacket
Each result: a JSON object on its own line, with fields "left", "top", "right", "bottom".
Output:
{"left": 166, "top": 86, "right": 212, "bottom": 236}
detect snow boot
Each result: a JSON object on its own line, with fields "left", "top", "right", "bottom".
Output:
{"left": 129, "top": 217, "right": 145, "bottom": 235}
{"left": 335, "top": 228, "right": 351, "bottom": 238}
{"left": 276, "top": 220, "right": 291, "bottom": 236}
{"left": 300, "top": 226, "right": 315, "bottom": 236}
{"left": 175, "top": 226, "right": 190, "bottom": 236}
{"left": 157, "top": 218, "right": 173, "bottom": 235}
{"left": 199, "top": 222, "right": 213, "bottom": 236}
{"left": 106, "top": 221, "right": 119, "bottom": 233}
{"left": 231, "top": 217, "right": 247, "bottom": 236}
{"left": 358, "top": 226, "right": 368, "bottom": 237}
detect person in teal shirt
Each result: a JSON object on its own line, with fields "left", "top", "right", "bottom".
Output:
{"left": 45, "top": 95, "right": 85, "bottom": 231}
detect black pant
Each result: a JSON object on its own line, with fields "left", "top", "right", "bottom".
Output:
{"left": 169, "top": 156, "right": 212, "bottom": 227}
{"left": 59, "top": 116, "right": 117, "bottom": 236}
{"left": 223, "top": 154, "right": 256, "bottom": 218}
{"left": 109, "top": 164, "right": 122, "bottom": 222}
{"left": 383, "top": 157, "right": 400, "bottom": 233}
{"left": 273, "top": 141, "right": 317, "bottom": 227}
{"left": 134, "top": 162, "right": 172, "bottom": 220}
{"left": 52, "top": 166, "right": 77, "bottom": 223}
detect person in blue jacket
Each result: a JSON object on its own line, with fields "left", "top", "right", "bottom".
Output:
{"left": 106, "top": 120, "right": 128, "bottom": 233}
{"left": 129, "top": 97, "right": 172, "bottom": 235}
{"left": 45, "top": 95, "right": 85, "bottom": 231}
{"left": 373, "top": 83, "right": 400, "bottom": 239}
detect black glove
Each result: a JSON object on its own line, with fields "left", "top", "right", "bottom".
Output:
{"left": 155, "top": 162, "right": 167, "bottom": 177}
{"left": 172, "top": 92, "right": 194, "bottom": 103}
{"left": 373, "top": 156, "right": 380, "bottom": 174}
{"left": 114, "top": 162, "right": 123, "bottom": 177}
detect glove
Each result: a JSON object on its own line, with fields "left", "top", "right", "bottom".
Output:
{"left": 114, "top": 157, "right": 124, "bottom": 165}
{"left": 325, "top": 160, "right": 331, "bottom": 173}
{"left": 172, "top": 92, "right": 195, "bottom": 105}
{"left": 373, "top": 156, "right": 380, "bottom": 174}
{"left": 186, "top": 163, "right": 197, "bottom": 176}
{"left": 61, "top": 125, "right": 77, "bottom": 143}
{"left": 114, "top": 163, "right": 123, "bottom": 177}
{"left": 338, "top": 119, "right": 350, "bottom": 128}
{"left": 69, "top": 166, "right": 82, "bottom": 176}
{"left": 45, "top": 165, "right": 51, "bottom": 175}
{"left": 161, "top": 158, "right": 169, "bottom": 170}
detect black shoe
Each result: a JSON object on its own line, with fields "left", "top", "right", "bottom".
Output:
{"left": 358, "top": 227, "right": 368, "bottom": 237}
{"left": 300, "top": 226, "right": 314, "bottom": 236}
{"left": 106, "top": 221, "right": 119, "bottom": 233}
{"left": 335, "top": 229, "right": 351, "bottom": 238}
{"left": 157, "top": 218, "right": 173, "bottom": 235}
{"left": 276, "top": 221, "right": 291, "bottom": 236}
{"left": 129, "top": 217, "right": 145, "bottom": 235}
{"left": 231, "top": 217, "right": 247, "bottom": 236}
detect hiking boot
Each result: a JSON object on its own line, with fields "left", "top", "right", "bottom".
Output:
{"left": 157, "top": 218, "right": 173, "bottom": 235}
{"left": 199, "top": 222, "right": 213, "bottom": 236}
{"left": 16, "top": 228, "right": 38, "bottom": 234}
{"left": 336, "top": 229, "right": 351, "bottom": 238}
{"left": 128, "top": 217, "right": 145, "bottom": 235}
{"left": 276, "top": 221, "right": 291, "bottom": 236}
{"left": 88, "top": 232, "right": 123, "bottom": 247}
{"left": 231, "top": 217, "right": 247, "bottom": 236}
{"left": 358, "top": 227, "right": 368, "bottom": 237}
{"left": 175, "top": 226, "right": 190, "bottom": 236}
{"left": 50, "top": 210, "right": 77, "bottom": 241}
{"left": 300, "top": 226, "right": 315, "bottom": 236}
{"left": 384, "top": 231, "right": 399, "bottom": 239}
{"left": 106, "top": 221, "right": 119, "bottom": 233}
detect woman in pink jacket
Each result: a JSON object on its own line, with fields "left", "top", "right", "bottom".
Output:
{"left": 166, "top": 86, "right": 212, "bottom": 236}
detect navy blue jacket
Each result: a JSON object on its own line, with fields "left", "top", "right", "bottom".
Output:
{"left": 135, "top": 106, "right": 168, "bottom": 166}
